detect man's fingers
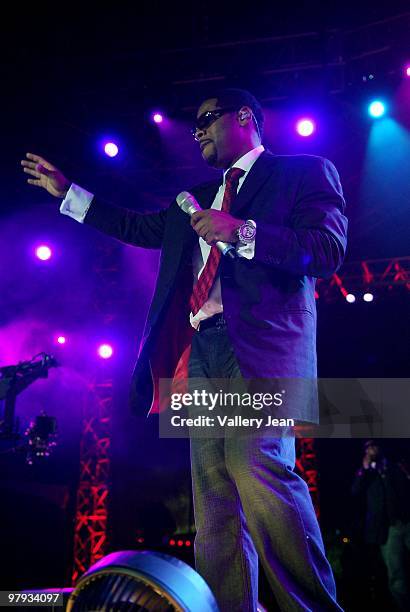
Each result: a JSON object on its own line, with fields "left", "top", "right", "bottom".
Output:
{"left": 25, "top": 153, "right": 55, "bottom": 171}
{"left": 27, "top": 178, "right": 41, "bottom": 186}
{"left": 21, "top": 160, "right": 39, "bottom": 171}
{"left": 192, "top": 220, "right": 212, "bottom": 239}
{"left": 21, "top": 159, "right": 51, "bottom": 176}
{"left": 23, "top": 167, "right": 42, "bottom": 178}
{"left": 191, "top": 210, "right": 207, "bottom": 224}
{"left": 26, "top": 152, "right": 45, "bottom": 164}
{"left": 203, "top": 231, "right": 214, "bottom": 245}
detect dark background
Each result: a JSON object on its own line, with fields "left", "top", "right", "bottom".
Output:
{"left": 1, "top": 2, "right": 409, "bottom": 610}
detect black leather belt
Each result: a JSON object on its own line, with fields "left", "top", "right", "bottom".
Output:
{"left": 198, "top": 313, "right": 226, "bottom": 332}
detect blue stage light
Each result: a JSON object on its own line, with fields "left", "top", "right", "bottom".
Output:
{"left": 368, "top": 100, "right": 386, "bottom": 118}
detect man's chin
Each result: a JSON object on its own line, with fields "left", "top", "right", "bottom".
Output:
{"left": 202, "top": 150, "right": 218, "bottom": 167}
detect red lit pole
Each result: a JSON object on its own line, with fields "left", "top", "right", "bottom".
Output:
{"left": 71, "top": 243, "right": 122, "bottom": 583}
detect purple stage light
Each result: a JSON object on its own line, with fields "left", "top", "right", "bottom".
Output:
{"left": 98, "top": 343, "right": 113, "bottom": 359}
{"left": 296, "top": 119, "right": 315, "bottom": 137}
{"left": 35, "top": 245, "right": 52, "bottom": 261}
{"left": 152, "top": 113, "right": 164, "bottom": 124}
{"left": 405, "top": 65, "right": 410, "bottom": 77}
{"left": 104, "top": 142, "right": 119, "bottom": 158}
{"left": 56, "top": 336, "right": 67, "bottom": 345}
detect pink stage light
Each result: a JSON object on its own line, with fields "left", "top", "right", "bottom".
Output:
{"left": 104, "top": 142, "right": 119, "bottom": 158}
{"left": 296, "top": 119, "right": 315, "bottom": 137}
{"left": 98, "top": 343, "right": 113, "bottom": 359}
{"left": 346, "top": 294, "right": 356, "bottom": 303}
{"left": 56, "top": 336, "right": 67, "bottom": 345}
{"left": 152, "top": 113, "right": 164, "bottom": 124}
{"left": 35, "top": 245, "right": 52, "bottom": 261}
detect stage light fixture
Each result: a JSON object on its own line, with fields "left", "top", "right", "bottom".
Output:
{"left": 104, "top": 142, "right": 119, "bottom": 157}
{"left": 35, "top": 245, "right": 52, "bottom": 261}
{"left": 368, "top": 100, "right": 386, "bottom": 118}
{"left": 56, "top": 336, "right": 66, "bottom": 345}
{"left": 405, "top": 65, "right": 410, "bottom": 77}
{"left": 66, "top": 550, "right": 219, "bottom": 612}
{"left": 98, "top": 344, "right": 113, "bottom": 359}
{"left": 296, "top": 119, "right": 315, "bottom": 137}
{"left": 152, "top": 112, "right": 164, "bottom": 124}
{"left": 346, "top": 294, "right": 356, "bottom": 303}
{"left": 363, "top": 292, "right": 374, "bottom": 302}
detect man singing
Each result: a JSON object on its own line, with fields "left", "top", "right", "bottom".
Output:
{"left": 22, "top": 88, "right": 347, "bottom": 611}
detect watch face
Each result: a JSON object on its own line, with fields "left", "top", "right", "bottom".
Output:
{"left": 242, "top": 225, "right": 255, "bottom": 239}
{"left": 239, "top": 222, "right": 256, "bottom": 242}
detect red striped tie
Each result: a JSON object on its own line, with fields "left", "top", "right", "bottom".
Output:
{"left": 190, "top": 167, "right": 245, "bottom": 316}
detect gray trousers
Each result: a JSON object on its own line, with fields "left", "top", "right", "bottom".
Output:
{"left": 188, "top": 324, "right": 342, "bottom": 612}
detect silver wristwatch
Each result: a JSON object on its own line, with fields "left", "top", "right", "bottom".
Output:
{"left": 236, "top": 219, "right": 257, "bottom": 244}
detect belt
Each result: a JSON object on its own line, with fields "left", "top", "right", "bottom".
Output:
{"left": 198, "top": 313, "right": 226, "bottom": 332}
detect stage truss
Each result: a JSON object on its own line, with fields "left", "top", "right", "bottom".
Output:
{"left": 316, "top": 256, "right": 410, "bottom": 302}
{"left": 71, "top": 243, "right": 122, "bottom": 583}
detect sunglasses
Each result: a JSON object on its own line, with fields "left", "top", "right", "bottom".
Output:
{"left": 191, "top": 107, "right": 236, "bottom": 140}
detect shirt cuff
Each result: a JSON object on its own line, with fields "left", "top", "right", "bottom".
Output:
{"left": 59, "top": 183, "right": 94, "bottom": 223}
{"left": 236, "top": 238, "right": 255, "bottom": 259}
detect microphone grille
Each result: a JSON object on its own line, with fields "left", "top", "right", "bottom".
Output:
{"left": 176, "top": 191, "right": 200, "bottom": 215}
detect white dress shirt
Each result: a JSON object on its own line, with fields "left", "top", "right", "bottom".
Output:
{"left": 190, "top": 144, "right": 264, "bottom": 328}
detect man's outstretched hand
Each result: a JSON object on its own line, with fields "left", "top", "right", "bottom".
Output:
{"left": 21, "top": 153, "right": 70, "bottom": 198}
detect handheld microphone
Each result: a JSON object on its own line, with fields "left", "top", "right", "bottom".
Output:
{"left": 176, "top": 191, "right": 238, "bottom": 259}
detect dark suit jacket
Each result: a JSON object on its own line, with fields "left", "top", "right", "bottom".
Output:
{"left": 84, "top": 151, "right": 348, "bottom": 421}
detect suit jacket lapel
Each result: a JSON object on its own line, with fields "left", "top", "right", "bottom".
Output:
{"left": 230, "top": 151, "right": 278, "bottom": 216}
{"left": 196, "top": 181, "right": 221, "bottom": 209}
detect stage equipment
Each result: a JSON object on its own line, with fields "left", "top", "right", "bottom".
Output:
{"left": 35, "top": 244, "right": 52, "bottom": 260}
{"left": 71, "top": 241, "right": 122, "bottom": 583}
{"left": 368, "top": 100, "right": 386, "bottom": 118}
{"left": 0, "top": 352, "right": 58, "bottom": 435}
{"left": 296, "top": 438, "right": 319, "bottom": 518}
{"left": 296, "top": 118, "right": 315, "bottom": 136}
{"left": 104, "top": 142, "right": 119, "bottom": 157}
{"left": 24, "top": 412, "right": 58, "bottom": 465}
{"left": 316, "top": 257, "right": 410, "bottom": 303}
{"left": 97, "top": 343, "right": 114, "bottom": 358}
{"left": 67, "top": 550, "right": 219, "bottom": 611}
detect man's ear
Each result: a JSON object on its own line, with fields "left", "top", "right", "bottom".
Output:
{"left": 238, "top": 106, "right": 252, "bottom": 123}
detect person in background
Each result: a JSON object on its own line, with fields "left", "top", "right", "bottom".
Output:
{"left": 352, "top": 440, "right": 410, "bottom": 610}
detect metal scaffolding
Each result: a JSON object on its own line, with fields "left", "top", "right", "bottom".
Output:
{"left": 71, "top": 242, "right": 122, "bottom": 583}
{"left": 317, "top": 256, "right": 410, "bottom": 302}
{"left": 296, "top": 438, "right": 320, "bottom": 518}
